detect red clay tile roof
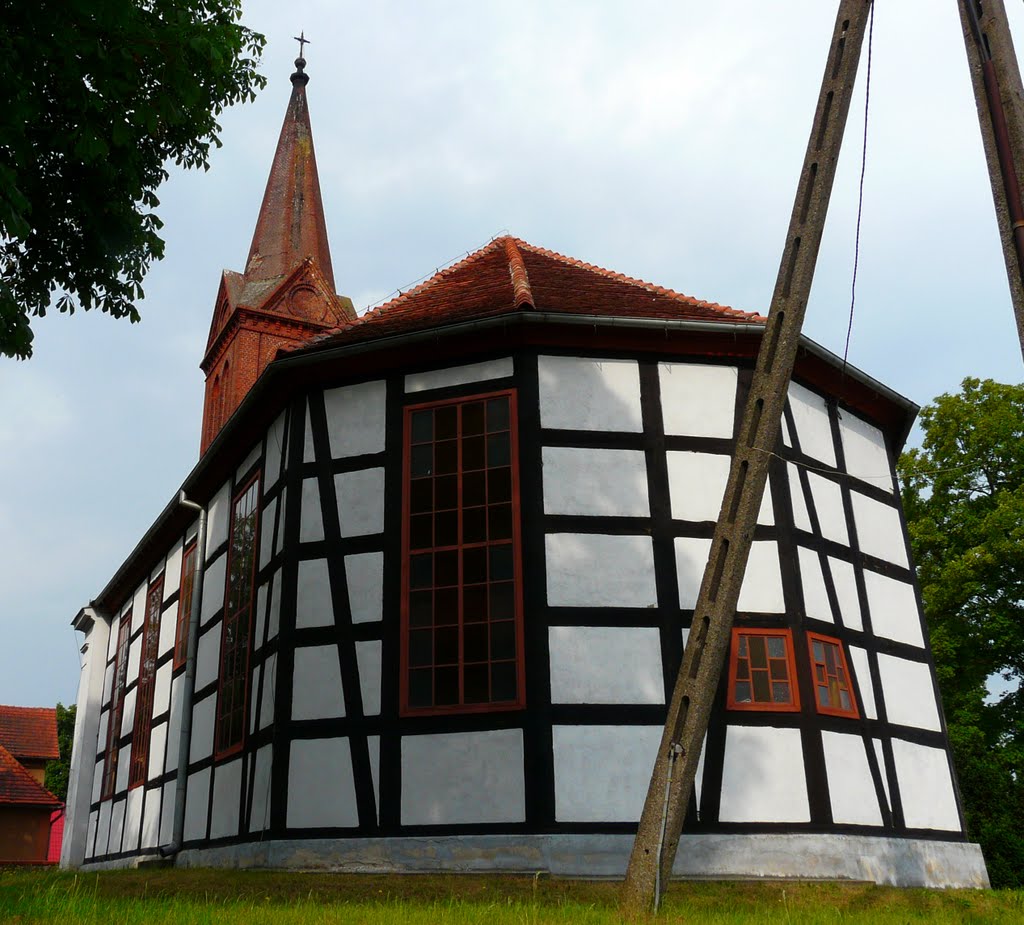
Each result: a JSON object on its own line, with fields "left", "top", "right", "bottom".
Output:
{"left": 293, "top": 236, "right": 762, "bottom": 354}
{"left": 0, "top": 706, "right": 59, "bottom": 762}
{"left": 0, "top": 744, "right": 60, "bottom": 807}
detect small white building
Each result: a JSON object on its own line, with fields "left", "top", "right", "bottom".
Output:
{"left": 61, "top": 60, "right": 988, "bottom": 887}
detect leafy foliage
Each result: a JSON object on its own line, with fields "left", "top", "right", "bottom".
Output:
{"left": 44, "top": 702, "right": 77, "bottom": 803}
{"left": 0, "top": 0, "right": 266, "bottom": 358}
{"left": 898, "top": 377, "right": 1024, "bottom": 888}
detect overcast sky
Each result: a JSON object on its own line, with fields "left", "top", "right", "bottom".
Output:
{"left": 2, "top": 1, "right": 1022, "bottom": 708}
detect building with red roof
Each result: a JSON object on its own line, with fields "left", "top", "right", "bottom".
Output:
{"left": 0, "top": 708, "right": 61, "bottom": 864}
{"left": 62, "top": 56, "right": 987, "bottom": 887}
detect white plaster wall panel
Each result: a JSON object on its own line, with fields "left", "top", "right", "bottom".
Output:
{"left": 256, "top": 654, "right": 277, "bottom": 731}
{"left": 719, "top": 726, "right": 810, "bottom": 823}
{"left": 891, "top": 739, "right": 961, "bottom": 831}
{"left": 546, "top": 534, "right": 657, "bottom": 608}
{"left": 368, "top": 735, "right": 381, "bottom": 821}
{"left": 303, "top": 404, "right": 316, "bottom": 463}
{"left": 184, "top": 767, "right": 211, "bottom": 842}
{"left": 194, "top": 622, "right": 222, "bottom": 691}
{"left": 675, "top": 538, "right": 784, "bottom": 612}
{"left": 839, "top": 408, "right": 893, "bottom": 493}
{"left": 86, "top": 811, "right": 98, "bottom": 860}
{"left": 807, "top": 472, "right": 849, "bottom": 546}
{"left": 107, "top": 617, "right": 120, "bottom": 660}
{"left": 132, "top": 582, "right": 148, "bottom": 629}
{"left": 335, "top": 468, "right": 386, "bottom": 537}
{"left": 102, "top": 665, "right": 114, "bottom": 709}
{"left": 259, "top": 498, "right": 278, "bottom": 571}
{"left": 658, "top": 362, "right": 738, "bottom": 438}
{"left": 356, "top": 640, "right": 382, "bottom": 716}
{"left": 864, "top": 570, "right": 925, "bottom": 648}
{"left": 548, "top": 626, "right": 664, "bottom": 704}
{"left": 402, "top": 729, "right": 526, "bottom": 825}
{"left": 210, "top": 758, "right": 242, "bottom": 840}
{"left": 120, "top": 688, "right": 136, "bottom": 738}
{"left": 288, "top": 737, "right": 359, "bottom": 828}
{"left": 347, "top": 551, "right": 384, "bottom": 623}
{"left": 848, "top": 646, "right": 877, "bottom": 720}
{"left": 781, "top": 414, "right": 793, "bottom": 448}
{"left": 164, "top": 675, "right": 183, "bottom": 773}
{"left": 788, "top": 381, "right": 837, "bottom": 466}
{"left": 830, "top": 557, "right": 863, "bottom": 630}
{"left": 126, "top": 635, "right": 142, "bottom": 690}
{"left": 292, "top": 646, "right": 345, "bottom": 721}
{"left": 95, "top": 800, "right": 111, "bottom": 857}
{"left": 851, "top": 493, "right": 910, "bottom": 567}
{"left": 200, "top": 553, "right": 227, "bottom": 625}
{"left": 788, "top": 465, "right": 812, "bottom": 532}
{"left": 206, "top": 480, "right": 232, "bottom": 557}
{"left": 158, "top": 780, "right": 175, "bottom": 846}
{"left": 296, "top": 558, "right": 334, "bottom": 629}
{"left": 254, "top": 570, "right": 281, "bottom": 644}
{"left": 150, "top": 559, "right": 167, "bottom": 585}
{"left": 299, "top": 478, "right": 324, "bottom": 543}
{"left": 405, "top": 357, "right": 514, "bottom": 393}
{"left": 542, "top": 447, "right": 650, "bottom": 517}
{"left": 249, "top": 664, "right": 263, "bottom": 734}
{"left": 666, "top": 452, "right": 773, "bottom": 525}
{"left": 248, "top": 744, "right": 273, "bottom": 833}
{"left": 797, "top": 547, "right": 834, "bottom": 623}
{"left": 821, "top": 731, "right": 884, "bottom": 826}
{"left": 552, "top": 724, "right": 661, "bottom": 822}
{"left": 877, "top": 655, "right": 942, "bottom": 731}
{"left": 123, "top": 786, "right": 144, "bottom": 853}
{"left": 325, "top": 379, "right": 388, "bottom": 457}
{"left": 538, "top": 356, "right": 643, "bottom": 432}
{"left": 91, "top": 757, "right": 104, "bottom": 804}
{"left": 190, "top": 693, "right": 217, "bottom": 762}
{"left": 147, "top": 723, "right": 167, "bottom": 784}
{"left": 236, "top": 442, "right": 261, "bottom": 484}
{"left": 96, "top": 711, "right": 109, "bottom": 763}
{"left": 873, "top": 739, "right": 891, "bottom": 809}
{"left": 141, "top": 786, "right": 161, "bottom": 849}
{"left": 264, "top": 410, "right": 287, "bottom": 490}
{"left": 108, "top": 799, "right": 126, "bottom": 854}
{"left": 163, "top": 539, "right": 183, "bottom": 602}
{"left": 157, "top": 600, "right": 177, "bottom": 657}
{"left": 275, "top": 500, "right": 286, "bottom": 556}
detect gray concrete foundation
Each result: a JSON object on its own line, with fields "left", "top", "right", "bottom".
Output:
{"left": 83, "top": 832, "right": 989, "bottom": 888}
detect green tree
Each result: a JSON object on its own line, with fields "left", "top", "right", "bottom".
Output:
{"left": 44, "top": 702, "right": 77, "bottom": 803}
{"left": 898, "top": 377, "right": 1024, "bottom": 888}
{"left": 0, "top": 0, "right": 265, "bottom": 359}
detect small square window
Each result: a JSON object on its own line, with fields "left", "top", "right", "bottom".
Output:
{"left": 807, "top": 633, "right": 859, "bottom": 718}
{"left": 727, "top": 628, "right": 800, "bottom": 712}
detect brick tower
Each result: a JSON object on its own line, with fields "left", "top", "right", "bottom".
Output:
{"left": 199, "top": 53, "right": 355, "bottom": 453}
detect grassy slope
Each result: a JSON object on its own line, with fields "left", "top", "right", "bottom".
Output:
{"left": 1, "top": 869, "right": 1022, "bottom": 923}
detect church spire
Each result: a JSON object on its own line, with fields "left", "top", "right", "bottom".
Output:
{"left": 243, "top": 42, "right": 335, "bottom": 290}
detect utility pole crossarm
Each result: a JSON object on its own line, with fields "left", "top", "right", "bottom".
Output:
{"left": 620, "top": 1, "right": 874, "bottom": 914}
{"left": 958, "top": 0, "right": 1024, "bottom": 360}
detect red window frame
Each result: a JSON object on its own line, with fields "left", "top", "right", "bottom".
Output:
{"left": 101, "top": 609, "right": 133, "bottom": 799}
{"left": 128, "top": 577, "right": 163, "bottom": 789}
{"left": 173, "top": 540, "right": 198, "bottom": 671}
{"left": 807, "top": 632, "right": 859, "bottom": 718}
{"left": 726, "top": 628, "right": 801, "bottom": 712}
{"left": 399, "top": 389, "right": 526, "bottom": 716}
{"left": 214, "top": 473, "right": 261, "bottom": 758}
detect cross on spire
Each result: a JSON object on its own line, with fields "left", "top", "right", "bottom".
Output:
{"left": 294, "top": 31, "right": 310, "bottom": 57}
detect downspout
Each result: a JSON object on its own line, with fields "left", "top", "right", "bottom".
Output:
{"left": 159, "top": 491, "right": 208, "bottom": 858}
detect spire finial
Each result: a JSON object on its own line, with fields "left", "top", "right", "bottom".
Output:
{"left": 291, "top": 31, "right": 310, "bottom": 86}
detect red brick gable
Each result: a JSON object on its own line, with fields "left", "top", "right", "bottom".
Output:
{"left": 0, "top": 745, "right": 59, "bottom": 807}
{"left": 293, "top": 236, "right": 762, "bottom": 354}
{"left": 0, "top": 706, "right": 58, "bottom": 762}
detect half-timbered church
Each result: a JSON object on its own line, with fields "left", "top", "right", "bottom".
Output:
{"left": 62, "top": 56, "right": 989, "bottom": 886}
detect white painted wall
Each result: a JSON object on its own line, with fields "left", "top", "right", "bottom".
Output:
{"left": 250, "top": 653, "right": 277, "bottom": 733}
{"left": 719, "top": 726, "right": 810, "bottom": 823}
{"left": 147, "top": 723, "right": 167, "bottom": 784}
{"left": 658, "top": 362, "right": 737, "bottom": 438}
{"left": 264, "top": 410, "right": 287, "bottom": 490}
{"left": 838, "top": 409, "right": 893, "bottom": 493}
{"left": 292, "top": 646, "right": 345, "bottom": 720}
{"left": 797, "top": 549, "right": 862, "bottom": 629}
{"left": 194, "top": 623, "right": 221, "bottom": 691}
{"left": 163, "top": 539, "right": 183, "bottom": 603}
{"left": 140, "top": 787, "right": 161, "bottom": 849}
{"left": 542, "top": 447, "right": 650, "bottom": 517}
{"left": 551, "top": 724, "right": 662, "bottom": 822}
{"left": 346, "top": 552, "right": 384, "bottom": 623}
{"left": 108, "top": 799, "right": 125, "bottom": 854}
{"left": 199, "top": 554, "right": 226, "bottom": 625}
{"left": 303, "top": 404, "right": 315, "bottom": 463}
{"left": 821, "top": 731, "right": 884, "bottom": 826}
{"left": 546, "top": 533, "right": 657, "bottom": 608}
{"left": 156, "top": 601, "right": 176, "bottom": 658}
{"left": 848, "top": 646, "right": 877, "bottom": 720}
{"left": 184, "top": 768, "right": 211, "bottom": 841}
{"left": 863, "top": 570, "right": 924, "bottom": 647}
{"left": 538, "top": 356, "right": 643, "bottom": 432}
{"left": 675, "top": 538, "right": 785, "bottom": 612}
{"left": 356, "top": 640, "right": 382, "bottom": 716}
{"left": 891, "top": 739, "right": 961, "bottom": 831}
{"left": 405, "top": 358, "right": 513, "bottom": 393}
{"left": 248, "top": 744, "right": 273, "bottom": 834}
{"left": 299, "top": 478, "right": 324, "bottom": 543}
{"left": 210, "top": 758, "right": 242, "bottom": 839}
{"left": 122, "top": 786, "right": 143, "bottom": 853}
{"left": 851, "top": 493, "right": 909, "bottom": 567}
{"left": 666, "top": 452, "right": 773, "bottom": 524}
{"left": 295, "top": 558, "right": 333, "bottom": 629}
{"left": 189, "top": 693, "right": 217, "bottom": 763}
{"left": 288, "top": 738, "right": 359, "bottom": 828}
{"left": 401, "top": 729, "right": 526, "bottom": 825}
{"left": 807, "top": 472, "right": 849, "bottom": 545}
{"left": 259, "top": 498, "right": 278, "bottom": 571}
{"left": 335, "top": 468, "right": 385, "bottom": 536}
{"left": 324, "top": 379, "right": 388, "bottom": 457}
{"left": 788, "top": 381, "right": 836, "bottom": 466}
{"left": 877, "top": 655, "right": 942, "bottom": 731}
{"left": 206, "top": 481, "right": 232, "bottom": 557}
{"left": 548, "top": 626, "right": 664, "bottom": 704}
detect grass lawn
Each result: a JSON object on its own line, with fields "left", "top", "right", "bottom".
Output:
{"left": 1, "top": 868, "right": 1022, "bottom": 923}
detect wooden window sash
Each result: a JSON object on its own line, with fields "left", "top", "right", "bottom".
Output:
{"left": 128, "top": 577, "right": 163, "bottom": 789}
{"left": 807, "top": 632, "right": 860, "bottom": 718}
{"left": 173, "top": 540, "right": 198, "bottom": 671}
{"left": 101, "top": 610, "right": 132, "bottom": 800}
{"left": 726, "top": 627, "right": 801, "bottom": 712}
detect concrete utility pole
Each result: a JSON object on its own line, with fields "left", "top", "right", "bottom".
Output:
{"left": 958, "top": 0, "right": 1024, "bottom": 360}
{"left": 620, "top": 1, "right": 874, "bottom": 914}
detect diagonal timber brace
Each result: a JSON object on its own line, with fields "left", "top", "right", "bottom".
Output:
{"left": 620, "top": 1, "right": 875, "bottom": 914}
